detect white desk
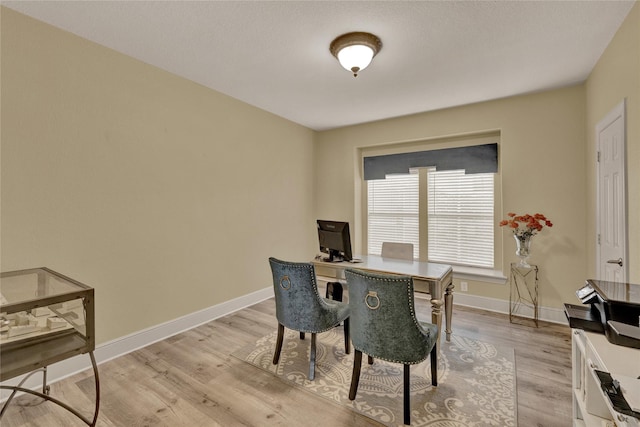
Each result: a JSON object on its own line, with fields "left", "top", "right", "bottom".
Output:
{"left": 312, "top": 255, "right": 454, "bottom": 349}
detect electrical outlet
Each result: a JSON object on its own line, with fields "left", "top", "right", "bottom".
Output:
{"left": 460, "top": 281, "right": 468, "bottom": 292}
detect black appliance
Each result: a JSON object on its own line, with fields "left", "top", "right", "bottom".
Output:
{"left": 564, "top": 279, "right": 640, "bottom": 348}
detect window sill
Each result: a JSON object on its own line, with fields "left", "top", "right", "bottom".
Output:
{"left": 452, "top": 265, "right": 507, "bottom": 284}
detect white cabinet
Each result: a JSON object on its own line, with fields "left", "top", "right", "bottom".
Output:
{"left": 572, "top": 329, "right": 640, "bottom": 427}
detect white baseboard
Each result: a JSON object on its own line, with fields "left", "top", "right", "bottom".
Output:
{"left": 2, "top": 286, "right": 567, "bottom": 400}
{"left": 452, "top": 292, "right": 569, "bottom": 325}
{"left": 1, "top": 286, "right": 274, "bottom": 400}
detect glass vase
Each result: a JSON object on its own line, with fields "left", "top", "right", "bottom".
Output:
{"left": 514, "top": 234, "right": 532, "bottom": 267}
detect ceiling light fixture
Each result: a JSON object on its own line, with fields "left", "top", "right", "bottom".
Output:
{"left": 330, "top": 32, "right": 382, "bottom": 77}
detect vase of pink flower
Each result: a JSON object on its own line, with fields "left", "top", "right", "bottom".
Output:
{"left": 500, "top": 212, "right": 553, "bottom": 267}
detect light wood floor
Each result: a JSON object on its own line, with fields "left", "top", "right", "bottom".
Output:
{"left": 1, "top": 293, "right": 573, "bottom": 426}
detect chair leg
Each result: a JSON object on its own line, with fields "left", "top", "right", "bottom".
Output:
{"left": 308, "top": 333, "right": 317, "bottom": 380}
{"left": 430, "top": 344, "right": 438, "bottom": 386}
{"left": 404, "top": 364, "right": 411, "bottom": 425}
{"left": 343, "top": 318, "right": 350, "bottom": 354}
{"left": 368, "top": 355, "right": 374, "bottom": 365}
{"left": 300, "top": 332, "right": 305, "bottom": 340}
{"left": 349, "top": 350, "right": 363, "bottom": 400}
{"left": 273, "top": 323, "right": 284, "bottom": 365}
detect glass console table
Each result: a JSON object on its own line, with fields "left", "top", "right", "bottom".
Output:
{"left": 509, "top": 263, "right": 539, "bottom": 327}
{"left": 0, "top": 267, "right": 99, "bottom": 426}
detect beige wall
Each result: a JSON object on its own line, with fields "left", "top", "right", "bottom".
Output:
{"left": 1, "top": 8, "right": 317, "bottom": 344}
{"left": 585, "top": 3, "right": 640, "bottom": 283}
{"left": 316, "top": 86, "right": 587, "bottom": 310}
{"left": 315, "top": 3, "right": 640, "bottom": 308}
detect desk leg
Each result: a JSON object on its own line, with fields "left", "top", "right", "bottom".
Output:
{"left": 430, "top": 297, "right": 443, "bottom": 353}
{"left": 444, "top": 282, "right": 454, "bottom": 341}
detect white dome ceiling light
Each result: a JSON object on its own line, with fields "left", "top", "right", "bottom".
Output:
{"left": 330, "top": 32, "right": 382, "bottom": 77}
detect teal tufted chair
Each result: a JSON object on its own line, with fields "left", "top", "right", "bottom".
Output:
{"left": 269, "top": 258, "right": 350, "bottom": 380}
{"left": 345, "top": 268, "right": 438, "bottom": 425}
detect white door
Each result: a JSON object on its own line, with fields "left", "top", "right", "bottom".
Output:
{"left": 596, "top": 100, "right": 627, "bottom": 283}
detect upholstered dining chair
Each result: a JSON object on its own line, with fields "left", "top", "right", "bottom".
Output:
{"left": 344, "top": 268, "right": 438, "bottom": 425}
{"left": 268, "top": 257, "right": 350, "bottom": 380}
{"left": 381, "top": 241, "right": 414, "bottom": 260}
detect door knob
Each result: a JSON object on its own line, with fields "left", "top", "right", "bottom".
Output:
{"left": 607, "top": 258, "right": 623, "bottom": 267}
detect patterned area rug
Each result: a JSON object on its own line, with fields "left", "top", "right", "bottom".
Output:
{"left": 232, "top": 328, "right": 516, "bottom": 426}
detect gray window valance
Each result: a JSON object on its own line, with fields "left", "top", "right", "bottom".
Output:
{"left": 363, "top": 143, "right": 498, "bottom": 180}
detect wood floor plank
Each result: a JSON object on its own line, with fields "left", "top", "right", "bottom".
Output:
{"left": 1, "top": 297, "right": 573, "bottom": 426}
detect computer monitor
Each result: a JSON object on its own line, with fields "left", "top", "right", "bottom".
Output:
{"left": 317, "top": 220, "right": 353, "bottom": 262}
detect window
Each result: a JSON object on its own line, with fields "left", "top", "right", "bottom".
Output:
{"left": 367, "top": 171, "right": 419, "bottom": 260}
{"left": 427, "top": 170, "right": 494, "bottom": 268}
{"left": 366, "top": 168, "right": 495, "bottom": 268}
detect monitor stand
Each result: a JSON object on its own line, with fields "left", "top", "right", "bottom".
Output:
{"left": 323, "top": 250, "right": 344, "bottom": 263}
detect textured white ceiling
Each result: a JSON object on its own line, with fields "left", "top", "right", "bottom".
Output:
{"left": 3, "top": 1, "right": 635, "bottom": 130}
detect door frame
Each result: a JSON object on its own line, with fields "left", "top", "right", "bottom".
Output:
{"left": 595, "top": 99, "right": 628, "bottom": 281}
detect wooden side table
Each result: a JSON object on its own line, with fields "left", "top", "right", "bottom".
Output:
{"left": 509, "top": 263, "right": 539, "bottom": 327}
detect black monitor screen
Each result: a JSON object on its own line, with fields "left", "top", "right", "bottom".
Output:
{"left": 317, "top": 220, "right": 353, "bottom": 262}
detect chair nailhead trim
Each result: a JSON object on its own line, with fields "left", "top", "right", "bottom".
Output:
{"left": 272, "top": 258, "right": 340, "bottom": 311}
{"left": 346, "top": 269, "right": 434, "bottom": 353}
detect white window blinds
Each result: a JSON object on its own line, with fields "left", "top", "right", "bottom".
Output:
{"left": 427, "top": 170, "right": 494, "bottom": 268}
{"left": 367, "top": 171, "right": 419, "bottom": 259}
